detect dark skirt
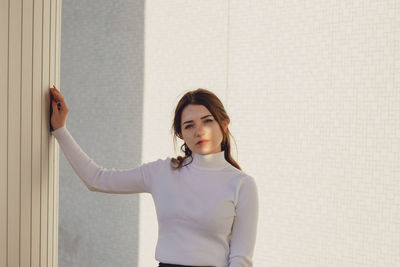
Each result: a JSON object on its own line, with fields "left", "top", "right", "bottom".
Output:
{"left": 158, "top": 262, "right": 215, "bottom": 267}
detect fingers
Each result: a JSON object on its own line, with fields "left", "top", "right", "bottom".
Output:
{"left": 50, "top": 86, "right": 68, "bottom": 113}
{"left": 50, "top": 86, "right": 61, "bottom": 98}
{"left": 50, "top": 86, "right": 64, "bottom": 102}
{"left": 51, "top": 99, "right": 59, "bottom": 113}
{"left": 50, "top": 86, "right": 66, "bottom": 107}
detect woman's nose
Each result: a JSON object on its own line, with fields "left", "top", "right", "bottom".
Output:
{"left": 195, "top": 124, "right": 206, "bottom": 135}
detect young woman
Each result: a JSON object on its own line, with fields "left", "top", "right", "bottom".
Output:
{"left": 50, "top": 86, "right": 259, "bottom": 267}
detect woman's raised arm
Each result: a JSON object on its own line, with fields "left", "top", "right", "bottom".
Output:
{"left": 50, "top": 86, "right": 159, "bottom": 194}
{"left": 52, "top": 126, "right": 154, "bottom": 194}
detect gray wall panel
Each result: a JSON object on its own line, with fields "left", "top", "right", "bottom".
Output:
{"left": 59, "top": 0, "right": 145, "bottom": 266}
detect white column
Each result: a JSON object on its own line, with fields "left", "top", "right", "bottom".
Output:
{"left": 0, "top": 0, "right": 62, "bottom": 266}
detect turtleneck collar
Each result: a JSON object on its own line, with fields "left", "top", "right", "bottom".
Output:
{"left": 187, "top": 150, "right": 229, "bottom": 170}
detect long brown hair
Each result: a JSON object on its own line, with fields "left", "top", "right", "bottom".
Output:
{"left": 169, "top": 88, "right": 241, "bottom": 170}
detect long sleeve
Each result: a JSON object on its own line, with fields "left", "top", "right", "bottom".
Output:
{"left": 228, "top": 175, "right": 259, "bottom": 267}
{"left": 51, "top": 125, "right": 155, "bottom": 194}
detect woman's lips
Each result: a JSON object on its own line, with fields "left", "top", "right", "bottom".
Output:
{"left": 196, "top": 140, "right": 209, "bottom": 145}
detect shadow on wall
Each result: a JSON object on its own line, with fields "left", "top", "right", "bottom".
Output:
{"left": 59, "top": 0, "right": 145, "bottom": 267}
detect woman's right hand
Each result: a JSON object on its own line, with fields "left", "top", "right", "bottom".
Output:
{"left": 50, "top": 85, "right": 69, "bottom": 131}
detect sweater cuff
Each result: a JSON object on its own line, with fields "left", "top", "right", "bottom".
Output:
{"left": 51, "top": 125, "right": 67, "bottom": 138}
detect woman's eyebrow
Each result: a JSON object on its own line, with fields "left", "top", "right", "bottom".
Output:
{"left": 183, "top": 115, "right": 213, "bottom": 125}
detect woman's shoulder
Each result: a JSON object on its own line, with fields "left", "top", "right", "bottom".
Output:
{"left": 143, "top": 156, "right": 186, "bottom": 172}
{"left": 222, "top": 164, "right": 258, "bottom": 189}
{"left": 223, "top": 162, "right": 250, "bottom": 176}
{"left": 139, "top": 156, "right": 171, "bottom": 171}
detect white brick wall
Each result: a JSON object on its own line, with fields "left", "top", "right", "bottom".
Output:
{"left": 140, "top": 0, "right": 400, "bottom": 266}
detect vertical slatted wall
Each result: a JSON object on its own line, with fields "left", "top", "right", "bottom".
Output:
{"left": 0, "top": 0, "right": 62, "bottom": 266}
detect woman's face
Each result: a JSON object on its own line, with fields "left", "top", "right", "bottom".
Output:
{"left": 180, "top": 104, "right": 228, "bottom": 155}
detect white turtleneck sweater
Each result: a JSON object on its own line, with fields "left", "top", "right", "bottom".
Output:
{"left": 51, "top": 125, "right": 259, "bottom": 267}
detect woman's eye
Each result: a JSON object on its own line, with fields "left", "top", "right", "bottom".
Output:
{"left": 184, "top": 119, "right": 213, "bottom": 129}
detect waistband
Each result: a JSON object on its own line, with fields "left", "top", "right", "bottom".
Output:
{"left": 158, "top": 262, "right": 215, "bottom": 267}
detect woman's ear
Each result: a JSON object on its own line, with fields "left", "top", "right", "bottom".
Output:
{"left": 222, "top": 119, "right": 230, "bottom": 131}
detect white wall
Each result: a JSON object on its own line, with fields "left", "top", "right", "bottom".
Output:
{"left": 140, "top": 0, "right": 399, "bottom": 266}
{"left": 55, "top": 0, "right": 399, "bottom": 266}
